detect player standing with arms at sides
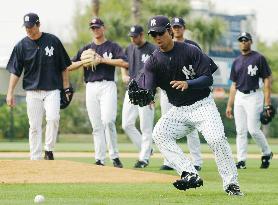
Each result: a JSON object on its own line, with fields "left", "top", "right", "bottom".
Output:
{"left": 159, "top": 17, "right": 203, "bottom": 171}
{"left": 121, "top": 25, "right": 156, "bottom": 168}
{"left": 6, "top": 13, "right": 72, "bottom": 160}
{"left": 68, "top": 17, "right": 128, "bottom": 168}
{"left": 226, "top": 32, "right": 273, "bottom": 169}
{"left": 129, "top": 15, "right": 243, "bottom": 195}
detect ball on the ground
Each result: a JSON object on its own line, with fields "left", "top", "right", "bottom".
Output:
{"left": 34, "top": 195, "right": 45, "bottom": 203}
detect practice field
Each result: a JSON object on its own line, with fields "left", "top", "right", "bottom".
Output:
{"left": 0, "top": 142, "right": 277, "bottom": 204}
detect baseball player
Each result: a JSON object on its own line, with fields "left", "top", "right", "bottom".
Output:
{"left": 159, "top": 17, "right": 203, "bottom": 171}
{"left": 131, "top": 15, "right": 243, "bottom": 196}
{"left": 226, "top": 32, "right": 273, "bottom": 169}
{"left": 68, "top": 17, "right": 128, "bottom": 168}
{"left": 121, "top": 25, "right": 156, "bottom": 168}
{"left": 6, "top": 13, "right": 72, "bottom": 160}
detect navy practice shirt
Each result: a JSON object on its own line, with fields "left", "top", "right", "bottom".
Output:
{"left": 72, "top": 40, "right": 127, "bottom": 82}
{"left": 185, "top": 39, "right": 201, "bottom": 50}
{"left": 6, "top": 32, "right": 71, "bottom": 90}
{"left": 230, "top": 51, "right": 271, "bottom": 92}
{"left": 137, "top": 41, "right": 212, "bottom": 106}
{"left": 125, "top": 41, "right": 156, "bottom": 80}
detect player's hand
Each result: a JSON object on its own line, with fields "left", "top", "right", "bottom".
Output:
{"left": 225, "top": 106, "right": 233, "bottom": 119}
{"left": 6, "top": 93, "right": 16, "bottom": 107}
{"left": 170, "top": 81, "right": 188, "bottom": 91}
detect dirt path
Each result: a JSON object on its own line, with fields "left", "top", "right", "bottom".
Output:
{"left": 0, "top": 160, "right": 177, "bottom": 184}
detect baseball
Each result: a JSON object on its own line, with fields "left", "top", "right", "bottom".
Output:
{"left": 34, "top": 195, "right": 45, "bottom": 203}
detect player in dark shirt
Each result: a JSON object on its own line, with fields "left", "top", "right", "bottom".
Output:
{"left": 159, "top": 17, "right": 203, "bottom": 172}
{"left": 135, "top": 15, "right": 243, "bottom": 196}
{"left": 121, "top": 25, "right": 156, "bottom": 168}
{"left": 226, "top": 32, "right": 273, "bottom": 169}
{"left": 6, "top": 13, "right": 72, "bottom": 160}
{"left": 68, "top": 17, "right": 128, "bottom": 168}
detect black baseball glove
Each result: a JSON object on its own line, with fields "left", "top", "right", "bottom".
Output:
{"left": 260, "top": 105, "right": 276, "bottom": 125}
{"left": 60, "top": 86, "right": 74, "bottom": 109}
{"left": 128, "top": 79, "right": 154, "bottom": 107}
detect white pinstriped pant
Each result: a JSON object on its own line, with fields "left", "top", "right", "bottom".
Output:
{"left": 122, "top": 91, "right": 154, "bottom": 162}
{"left": 86, "top": 81, "right": 119, "bottom": 164}
{"left": 26, "top": 90, "right": 60, "bottom": 160}
{"left": 160, "top": 89, "right": 203, "bottom": 167}
{"left": 153, "top": 95, "right": 238, "bottom": 189}
{"left": 234, "top": 90, "right": 271, "bottom": 161}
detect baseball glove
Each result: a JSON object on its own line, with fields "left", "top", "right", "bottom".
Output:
{"left": 128, "top": 79, "right": 154, "bottom": 107}
{"left": 260, "top": 105, "right": 276, "bottom": 125}
{"left": 60, "top": 86, "right": 74, "bottom": 109}
{"left": 80, "top": 49, "right": 102, "bottom": 71}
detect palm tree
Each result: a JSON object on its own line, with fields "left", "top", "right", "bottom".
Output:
{"left": 132, "top": 0, "right": 142, "bottom": 24}
{"left": 91, "top": 0, "right": 100, "bottom": 17}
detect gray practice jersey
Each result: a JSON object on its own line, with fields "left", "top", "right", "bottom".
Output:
{"left": 6, "top": 32, "right": 71, "bottom": 90}
{"left": 125, "top": 41, "right": 156, "bottom": 80}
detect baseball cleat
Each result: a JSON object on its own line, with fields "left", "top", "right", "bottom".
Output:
{"left": 134, "top": 160, "right": 149, "bottom": 168}
{"left": 160, "top": 165, "right": 174, "bottom": 170}
{"left": 236, "top": 161, "right": 246, "bottom": 169}
{"left": 225, "top": 184, "right": 244, "bottom": 196}
{"left": 173, "top": 171, "right": 203, "bottom": 191}
{"left": 44, "top": 151, "right": 54, "bottom": 160}
{"left": 194, "top": 165, "right": 202, "bottom": 171}
{"left": 113, "top": 158, "right": 123, "bottom": 168}
{"left": 260, "top": 152, "right": 273, "bottom": 169}
{"left": 95, "top": 160, "right": 104, "bottom": 166}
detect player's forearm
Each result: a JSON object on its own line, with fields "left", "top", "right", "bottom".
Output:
{"left": 7, "top": 74, "right": 20, "bottom": 95}
{"left": 227, "top": 83, "right": 236, "bottom": 107}
{"left": 187, "top": 75, "right": 213, "bottom": 89}
{"left": 121, "top": 68, "right": 128, "bottom": 77}
{"left": 101, "top": 58, "right": 128, "bottom": 68}
{"left": 62, "top": 69, "right": 70, "bottom": 89}
{"left": 67, "top": 61, "right": 83, "bottom": 71}
{"left": 263, "top": 76, "right": 272, "bottom": 105}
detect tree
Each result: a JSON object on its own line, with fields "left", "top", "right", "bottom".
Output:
{"left": 91, "top": 0, "right": 100, "bottom": 17}
{"left": 132, "top": 0, "right": 142, "bottom": 24}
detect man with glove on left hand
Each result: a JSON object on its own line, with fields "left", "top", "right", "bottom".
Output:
{"left": 68, "top": 17, "right": 128, "bottom": 168}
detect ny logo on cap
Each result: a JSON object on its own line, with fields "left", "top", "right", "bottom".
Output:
{"left": 130, "top": 27, "right": 135, "bottom": 32}
{"left": 174, "top": 18, "right": 179, "bottom": 22}
{"left": 92, "top": 19, "right": 97, "bottom": 23}
{"left": 150, "top": 19, "right": 156, "bottom": 27}
{"left": 25, "top": 16, "right": 30, "bottom": 22}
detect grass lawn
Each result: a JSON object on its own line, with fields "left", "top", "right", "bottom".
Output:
{"left": 0, "top": 158, "right": 277, "bottom": 205}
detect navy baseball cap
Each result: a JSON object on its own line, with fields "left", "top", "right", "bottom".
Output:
{"left": 128, "top": 25, "right": 143, "bottom": 37}
{"left": 23, "top": 13, "right": 40, "bottom": 28}
{"left": 89, "top": 17, "right": 104, "bottom": 28}
{"left": 171, "top": 17, "right": 185, "bottom": 27}
{"left": 147, "top": 15, "right": 171, "bottom": 34}
{"left": 238, "top": 32, "right": 252, "bottom": 41}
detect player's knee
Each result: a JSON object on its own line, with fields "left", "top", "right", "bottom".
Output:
{"left": 29, "top": 126, "right": 41, "bottom": 136}
{"left": 122, "top": 122, "right": 134, "bottom": 132}
{"left": 248, "top": 128, "right": 261, "bottom": 138}
{"left": 102, "top": 120, "right": 115, "bottom": 130}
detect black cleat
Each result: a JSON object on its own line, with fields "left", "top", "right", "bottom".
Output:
{"left": 113, "top": 158, "right": 123, "bottom": 168}
{"left": 44, "top": 151, "right": 54, "bottom": 160}
{"left": 95, "top": 160, "right": 104, "bottom": 166}
{"left": 173, "top": 171, "right": 203, "bottom": 191}
{"left": 236, "top": 161, "right": 246, "bottom": 169}
{"left": 134, "top": 160, "right": 149, "bottom": 168}
{"left": 160, "top": 165, "right": 174, "bottom": 170}
{"left": 225, "top": 184, "right": 244, "bottom": 196}
{"left": 260, "top": 152, "right": 273, "bottom": 169}
{"left": 194, "top": 165, "right": 202, "bottom": 171}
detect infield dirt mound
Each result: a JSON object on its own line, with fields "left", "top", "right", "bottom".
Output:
{"left": 0, "top": 160, "right": 177, "bottom": 184}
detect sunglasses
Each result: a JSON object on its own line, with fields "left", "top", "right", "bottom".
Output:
{"left": 149, "top": 31, "right": 166, "bottom": 38}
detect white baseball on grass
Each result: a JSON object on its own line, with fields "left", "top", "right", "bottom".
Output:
{"left": 34, "top": 195, "right": 45, "bottom": 203}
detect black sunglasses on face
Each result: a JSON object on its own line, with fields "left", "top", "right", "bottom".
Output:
{"left": 239, "top": 38, "right": 249, "bottom": 42}
{"left": 149, "top": 31, "right": 166, "bottom": 38}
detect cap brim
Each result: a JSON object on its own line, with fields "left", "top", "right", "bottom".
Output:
{"left": 171, "top": 23, "right": 184, "bottom": 27}
{"left": 238, "top": 36, "right": 251, "bottom": 41}
{"left": 23, "top": 22, "right": 35, "bottom": 28}
{"left": 90, "top": 24, "right": 102, "bottom": 28}
{"left": 128, "top": 32, "right": 140, "bottom": 37}
{"left": 147, "top": 27, "right": 166, "bottom": 34}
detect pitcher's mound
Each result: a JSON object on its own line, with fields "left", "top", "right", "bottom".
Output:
{"left": 0, "top": 160, "right": 177, "bottom": 184}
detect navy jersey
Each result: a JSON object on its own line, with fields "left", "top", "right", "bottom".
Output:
{"left": 230, "top": 51, "right": 271, "bottom": 92}
{"left": 72, "top": 40, "right": 127, "bottom": 82}
{"left": 6, "top": 33, "right": 71, "bottom": 90}
{"left": 185, "top": 39, "right": 201, "bottom": 50}
{"left": 125, "top": 41, "right": 156, "bottom": 79}
{"left": 137, "top": 41, "right": 212, "bottom": 106}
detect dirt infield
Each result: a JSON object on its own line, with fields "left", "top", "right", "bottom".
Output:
{"left": 0, "top": 160, "right": 177, "bottom": 184}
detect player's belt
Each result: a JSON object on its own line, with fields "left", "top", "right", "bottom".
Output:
{"left": 241, "top": 89, "right": 257, "bottom": 94}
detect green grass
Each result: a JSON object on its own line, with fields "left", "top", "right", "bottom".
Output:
{"left": 0, "top": 158, "right": 277, "bottom": 205}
